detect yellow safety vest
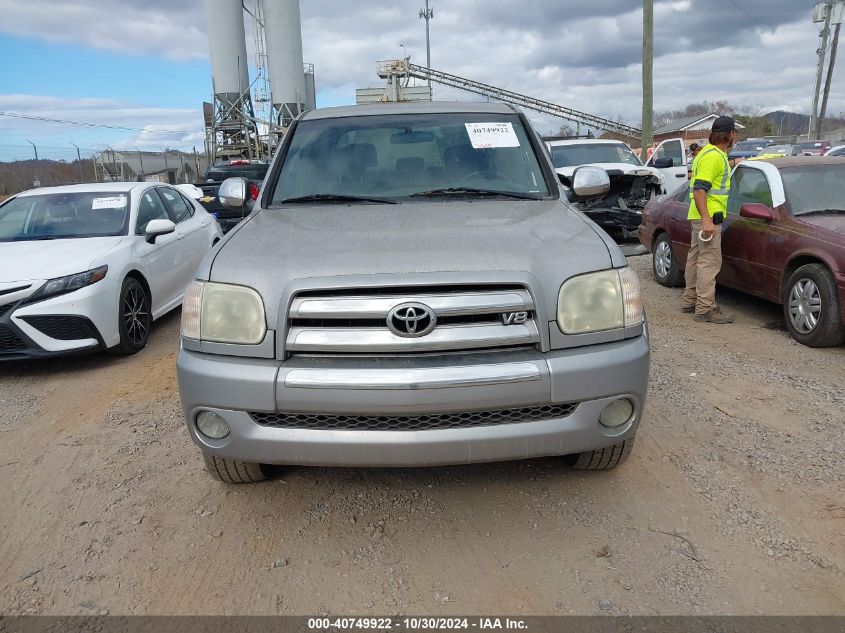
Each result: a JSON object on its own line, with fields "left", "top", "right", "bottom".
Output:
{"left": 688, "top": 144, "right": 730, "bottom": 220}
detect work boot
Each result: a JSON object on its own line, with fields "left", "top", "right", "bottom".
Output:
{"left": 681, "top": 305, "right": 695, "bottom": 313}
{"left": 694, "top": 308, "right": 735, "bottom": 324}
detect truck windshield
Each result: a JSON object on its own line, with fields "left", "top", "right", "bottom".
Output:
{"left": 0, "top": 192, "right": 129, "bottom": 242}
{"left": 206, "top": 164, "right": 269, "bottom": 181}
{"left": 269, "top": 113, "right": 551, "bottom": 204}
{"left": 550, "top": 143, "right": 642, "bottom": 168}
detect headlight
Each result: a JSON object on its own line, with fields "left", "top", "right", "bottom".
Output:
{"left": 180, "top": 280, "right": 266, "bottom": 345}
{"left": 557, "top": 267, "right": 643, "bottom": 335}
{"left": 27, "top": 266, "right": 108, "bottom": 303}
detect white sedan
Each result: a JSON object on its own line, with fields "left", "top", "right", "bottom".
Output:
{"left": 0, "top": 182, "right": 222, "bottom": 359}
{"left": 824, "top": 145, "right": 845, "bottom": 157}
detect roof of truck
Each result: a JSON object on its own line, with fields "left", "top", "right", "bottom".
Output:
{"left": 301, "top": 101, "right": 519, "bottom": 120}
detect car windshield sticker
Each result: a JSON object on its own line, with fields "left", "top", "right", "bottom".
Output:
{"left": 465, "top": 122, "right": 520, "bottom": 149}
{"left": 91, "top": 196, "right": 127, "bottom": 210}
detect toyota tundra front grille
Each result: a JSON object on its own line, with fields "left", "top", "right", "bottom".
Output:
{"left": 251, "top": 403, "right": 577, "bottom": 431}
{"left": 285, "top": 284, "right": 540, "bottom": 354}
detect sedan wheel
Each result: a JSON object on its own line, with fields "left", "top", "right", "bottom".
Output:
{"left": 652, "top": 233, "right": 683, "bottom": 287}
{"left": 110, "top": 278, "right": 152, "bottom": 355}
{"left": 782, "top": 264, "right": 844, "bottom": 348}
{"left": 788, "top": 278, "right": 821, "bottom": 334}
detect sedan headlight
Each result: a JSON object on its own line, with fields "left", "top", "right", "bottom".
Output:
{"left": 557, "top": 267, "right": 643, "bottom": 335}
{"left": 181, "top": 280, "right": 266, "bottom": 344}
{"left": 27, "top": 266, "right": 108, "bottom": 303}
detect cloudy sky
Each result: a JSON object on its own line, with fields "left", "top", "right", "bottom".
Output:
{"left": 0, "top": 0, "right": 842, "bottom": 160}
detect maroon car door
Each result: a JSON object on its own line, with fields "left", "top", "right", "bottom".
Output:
{"left": 666, "top": 185, "right": 693, "bottom": 261}
{"left": 720, "top": 166, "right": 780, "bottom": 300}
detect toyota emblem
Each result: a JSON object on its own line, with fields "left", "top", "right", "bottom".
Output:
{"left": 387, "top": 302, "right": 437, "bottom": 337}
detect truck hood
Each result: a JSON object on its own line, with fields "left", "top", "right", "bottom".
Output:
{"left": 209, "top": 200, "right": 614, "bottom": 324}
{"left": 556, "top": 163, "right": 665, "bottom": 184}
{"left": 0, "top": 236, "right": 123, "bottom": 283}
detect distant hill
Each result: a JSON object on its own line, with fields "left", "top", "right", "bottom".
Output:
{"left": 763, "top": 110, "right": 845, "bottom": 137}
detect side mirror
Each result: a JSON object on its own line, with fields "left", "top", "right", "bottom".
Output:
{"left": 653, "top": 158, "right": 674, "bottom": 168}
{"left": 218, "top": 177, "right": 247, "bottom": 208}
{"left": 740, "top": 203, "right": 776, "bottom": 222}
{"left": 145, "top": 218, "right": 176, "bottom": 244}
{"left": 571, "top": 166, "right": 610, "bottom": 198}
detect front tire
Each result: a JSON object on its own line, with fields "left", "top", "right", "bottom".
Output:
{"left": 109, "top": 277, "right": 151, "bottom": 355}
{"left": 652, "top": 233, "right": 683, "bottom": 287}
{"left": 203, "top": 453, "right": 266, "bottom": 483}
{"left": 783, "top": 264, "right": 844, "bottom": 347}
{"left": 568, "top": 438, "right": 634, "bottom": 470}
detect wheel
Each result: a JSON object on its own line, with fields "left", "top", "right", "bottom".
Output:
{"left": 652, "top": 233, "right": 683, "bottom": 287}
{"left": 203, "top": 453, "right": 266, "bottom": 484}
{"left": 109, "top": 277, "right": 151, "bottom": 355}
{"left": 568, "top": 438, "right": 634, "bottom": 470}
{"left": 783, "top": 264, "right": 845, "bottom": 347}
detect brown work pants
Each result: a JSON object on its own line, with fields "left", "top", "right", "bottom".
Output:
{"left": 683, "top": 221, "right": 722, "bottom": 316}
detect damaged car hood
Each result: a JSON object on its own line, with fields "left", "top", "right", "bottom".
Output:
{"left": 555, "top": 163, "right": 665, "bottom": 185}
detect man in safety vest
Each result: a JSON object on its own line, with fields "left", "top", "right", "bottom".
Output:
{"left": 681, "top": 116, "right": 737, "bottom": 323}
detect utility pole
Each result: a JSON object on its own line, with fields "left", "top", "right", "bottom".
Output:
{"left": 641, "top": 0, "right": 654, "bottom": 153}
{"left": 419, "top": 0, "right": 434, "bottom": 88}
{"left": 26, "top": 139, "right": 40, "bottom": 187}
{"left": 820, "top": 17, "right": 843, "bottom": 132}
{"left": 135, "top": 147, "right": 145, "bottom": 181}
{"left": 810, "top": 2, "right": 833, "bottom": 140}
{"left": 161, "top": 148, "right": 170, "bottom": 183}
{"left": 70, "top": 142, "right": 84, "bottom": 182}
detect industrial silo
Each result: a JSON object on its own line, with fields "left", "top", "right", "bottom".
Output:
{"left": 204, "top": 0, "right": 258, "bottom": 159}
{"left": 263, "top": 0, "right": 307, "bottom": 126}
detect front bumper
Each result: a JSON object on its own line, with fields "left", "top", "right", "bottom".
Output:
{"left": 177, "top": 334, "right": 650, "bottom": 467}
{"left": 0, "top": 279, "right": 116, "bottom": 360}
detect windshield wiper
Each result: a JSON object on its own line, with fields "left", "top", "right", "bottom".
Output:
{"left": 797, "top": 209, "right": 845, "bottom": 216}
{"left": 8, "top": 235, "right": 56, "bottom": 241}
{"left": 409, "top": 187, "right": 541, "bottom": 200}
{"left": 279, "top": 194, "right": 397, "bottom": 205}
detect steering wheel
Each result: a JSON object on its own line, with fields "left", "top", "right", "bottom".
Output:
{"left": 459, "top": 169, "right": 515, "bottom": 184}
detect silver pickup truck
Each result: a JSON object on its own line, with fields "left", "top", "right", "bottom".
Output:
{"left": 176, "top": 102, "right": 649, "bottom": 483}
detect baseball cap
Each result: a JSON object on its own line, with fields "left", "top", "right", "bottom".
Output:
{"left": 689, "top": 143, "right": 700, "bottom": 151}
{"left": 712, "top": 116, "right": 736, "bottom": 133}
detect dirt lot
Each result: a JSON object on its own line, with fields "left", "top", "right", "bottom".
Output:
{"left": 1, "top": 255, "right": 843, "bottom": 616}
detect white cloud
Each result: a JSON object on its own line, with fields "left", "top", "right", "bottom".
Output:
{"left": 0, "top": 94, "right": 205, "bottom": 155}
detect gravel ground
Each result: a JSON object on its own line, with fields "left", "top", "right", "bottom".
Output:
{"left": 0, "top": 254, "right": 843, "bottom": 615}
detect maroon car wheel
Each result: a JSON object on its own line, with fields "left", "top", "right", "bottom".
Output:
{"left": 652, "top": 233, "right": 683, "bottom": 287}
{"left": 783, "top": 264, "right": 845, "bottom": 348}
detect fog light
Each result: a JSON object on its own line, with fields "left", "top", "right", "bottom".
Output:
{"left": 599, "top": 399, "right": 634, "bottom": 428}
{"left": 196, "top": 411, "right": 230, "bottom": 439}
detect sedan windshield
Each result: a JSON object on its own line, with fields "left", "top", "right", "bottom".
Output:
{"left": 269, "top": 112, "right": 551, "bottom": 204}
{"left": 732, "top": 141, "right": 768, "bottom": 152}
{"left": 0, "top": 192, "right": 129, "bottom": 241}
{"left": 550, "top": 143, "right": 641, "bottom": 168}
{"left": 760, "top": 145, "right": 792, "bottom": 155}
{"left": 781, "top": 164, "right": 845, "bottom": 215}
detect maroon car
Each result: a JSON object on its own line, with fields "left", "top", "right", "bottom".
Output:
{"left": 639, "top": 157, "right": 845, "bottom": 347}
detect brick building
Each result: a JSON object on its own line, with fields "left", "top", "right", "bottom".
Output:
{"left": 653, "top": 114, "right": 746, "bottom": 148}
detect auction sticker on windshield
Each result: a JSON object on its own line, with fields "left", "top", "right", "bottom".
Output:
{"left": 91, "top": 196, "right": 127, "bottom": 209}
{"left": 465, "top": 122, "right": 520, "bottom": 149}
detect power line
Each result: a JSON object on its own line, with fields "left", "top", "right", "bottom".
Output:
{"left": 726, "top": 0, "right": 764, "bottom": 26}
{"left": 0, "top": 111, "right": 200, "bottom": 135}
